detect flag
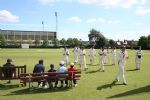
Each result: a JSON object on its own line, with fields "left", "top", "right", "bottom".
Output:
{"left": 55, "top": 12, "right": 57, "bottom": 17}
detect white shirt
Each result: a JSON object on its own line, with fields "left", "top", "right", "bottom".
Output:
{"left": 89, "top": 48, "right": 95, "bottom": 56}
{"left": 73, "top": 47, "right": 79, "bottom": 55}
{"left": 99, "top": 49, "right": 105, "bottom": 56}
{"left": 118, "top": 50, "right": 128, "bottom": 64}
{"left": 80, "top": 49, "right": 86, "bottom": 56}
{"left": 63, "top": 49, "right": 69, "bottom": 56}
{"left": 112, "top": 49, "right": 116, "bottom": 56}
{"left": 136, "top": 50, "right": 143, "bottom": 57}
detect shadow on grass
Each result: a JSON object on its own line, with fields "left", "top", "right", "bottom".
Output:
{"left": 107, "top": 85, "right": 150, "bottom": 99}
{"left": 86, "top": 69, "right": 100, "bottom": 74}
{"left": 104, "top": 64, "right": 113, "bottom": 66}
{"left": 3, "top": 87, "right": 71, "bottom": 96}
{"left": 97, "top": 82, "right": 125, "bottom": 90}
{"left": 0, "top": 84, "right": 19, "bottom": 90}
{"left": 126, "top": 69, "right": 138, "bottom": 72}
{"left": 86, "top": 64, "right": 98, "bottom": 66}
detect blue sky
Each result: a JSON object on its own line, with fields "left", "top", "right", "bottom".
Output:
{"left": 0, "top": 0, "right": 150, "bottom": 41}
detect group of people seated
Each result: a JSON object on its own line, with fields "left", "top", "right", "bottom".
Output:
{"left": 32, "top": 59, "right": 78, "bottom": 88}
{"left": 2, "top": 59, "right": 78, "bottom": 89}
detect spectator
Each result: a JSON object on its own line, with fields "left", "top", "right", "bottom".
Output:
{"left": 3, "top": 59, "right": 15, "bottom": 83}
{"left": 47, "top": 64, "right": 57, "bottom": 88}
{"left": 56, "top": 61, "right": 68, "bottom": 88}
{"left": 33, "top": 59, "right": 47, "bottom": 88}
{"left": 68, "top": 63, "right": 78, "bottom": 87}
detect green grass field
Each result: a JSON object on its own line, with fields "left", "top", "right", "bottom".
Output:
{"left": 0, "top": 49, "right": 150, "bottom": 100}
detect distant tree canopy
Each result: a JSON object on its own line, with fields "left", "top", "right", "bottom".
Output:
{"left": 138, "top": 35, "right": 150, "bottom": 49}
{"left": 0, "top": 34, "right": 6, "bottom": 46}
{"left": 60, "top": 38, "right": 81, "bottom": 47}
{"left": 88, "top": 28, "right": 107, "bottom": 48}
{"left": 42, "top": 39, "right": 49, "bottom": 47}
{"left": 109, "top": 39, "right": 116, "bottom": 48}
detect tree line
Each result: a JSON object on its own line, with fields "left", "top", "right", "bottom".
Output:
{"left": 0, "top": 28, "right": 150, "bottom": 49}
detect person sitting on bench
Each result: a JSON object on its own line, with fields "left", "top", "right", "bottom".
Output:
{"left": 33, "top": 59, "right": 46, "bottom": 88}
{"left": 3, "top": 59, "right": 15, "bottom": 83}
{"left": 55, "top": 61, "right": 68, "bottom": 88}
{"left": 47, "top": 64, "right": 57, "bottom": 88}
{"left": 68, "top": 63, "right": 78, "bottom": 87}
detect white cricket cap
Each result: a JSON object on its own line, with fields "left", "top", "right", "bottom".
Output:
{"left": 70, "top": 63, "right": 74, "bottom": 66}
{"left": 60, "top": 61, "right": 65, "bottom": 65}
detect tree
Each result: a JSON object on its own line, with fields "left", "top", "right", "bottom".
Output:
{"left": 88, "top": 28, "right": 107, "bottom": 48}
{"left": 88, "top": 29, "right": 104, "bottom": 41}
{"left": 60, "top": 38, "right": 66, "bottom": 46}
{"left": 53, "top": 39, "right": 59, "bottom": 47}
{"left": 66, "top": 38, "right": 74, "bottom": 47}
{"left": 35, "top": 39, "right": 40, "bottom": 46}
{"left": 109, "top": 39, "right": 116, "bottom": 48}
{"left": 42, "top": 39, "right": 49, "bottom": 47}
{"left": 73, "top": 38, "right": 80, "bottom": 46}
{"left": 0, "top": 34, "right": 6, "bottom": 46}
{"left": 138, "top": 36, "right": 149, "bottom": 49}
{"left": 96, "top": 37, "right": 107, "bottom": 48}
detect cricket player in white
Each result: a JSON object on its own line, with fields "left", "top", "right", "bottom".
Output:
{"left": 114, "top": 46, "right": 129, "bottom": 85}
{"left": 79, "top": 47, "right": 87, "bottom": 70}
{"left": 135, "top": 46, "right": 143, "bottom": 70}
{"left": 63, "top": 47, "right": 69, "bottom": 65}
{"left": 106, "top": 48, "right": 110, "bottom": 64}
{"left": 111, "top": 47, "right": 116, "bottom": 65}
{"left": 98, "top": 47, "right": 105, "bottom": 72}
{"left": 73, "top": 46, "right": 80, "bottom": 63}
{"left": 89, "top": 46, "right": 96, "bottom": 65}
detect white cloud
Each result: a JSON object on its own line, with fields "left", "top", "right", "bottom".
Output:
{"left": 0, "top": 10, "right": 19, "bottom": 22}
{"left": 98, "top": 18, "right": 120, "bottom": 24}
{"left": 86, "top": 18, "right": 97, "bottom": 23}
{"left": 135, "top": 7, "right": 150, "bottom": 15}
{"left": 136, "top": 22, "right": 144, "bottom": 25}
{"left": 98, "top": 18, "right": 105, "bottom": 23}
{"left": 78, "top": 0, "right": 147, "bottom": 8}
{"left": 68, "top": 16, "right": 82, "bottom": 23}
{"left": 86, "top": 18, "right": 120, "bottom": 24}
{"left": 38, "top": 0, "right": 73, "bottom": 5}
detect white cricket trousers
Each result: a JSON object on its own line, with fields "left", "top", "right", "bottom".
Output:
{"left": 80, "top": 56, "right": 87, "bottom": 69}
{"left": 90, "top": 55, "right": 94, "bottom": 64}
{"left": 136, "top": 58, "right": 141, "bottom": 69}
{"left": 99, "top": 56, "right": 104, "bottom": 70}
{"left": 115, "top": 62, "right": 127, "bottom": 83}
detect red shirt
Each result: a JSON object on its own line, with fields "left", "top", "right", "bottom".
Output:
{"left": 68, "top": 67, "right": 77, "bottom": 72}
{"left": 68, "top": 67, "right": 77, "bottom": 77}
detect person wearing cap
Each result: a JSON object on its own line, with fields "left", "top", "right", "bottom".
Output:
{"left": 89, "top": 46, "right": 96, "bottom": 65}
{"left": 79, "top": 47, "right": 87, "bottom": 71}
{"left": 98, "top": 47, "right": 106, "bottom": 72}
{"left": 33, "top": 59, "right": 46, "bottom": 88}
{"left": 111, "top": 47, "right": 116, "bottom": 65}
{"left": 56, "top": 61, "right": 68, "bottom": 87}
{"left": 135, "top": 46, "right": 144, "bottom": 70}
{"left": 73, "top": 46, "right": 80, "bottom": 63}
{"left": 63, "top": 47, "right": 69, "bottom": 66}
{"left": 3, "top": 59, "right": 15, "bottom": 83}
{"left": 47, "top": 64, "right": 57, "bottom": 88}
{"left": 68, "top": 63, "right": 77, "bottom": 87}
{"left": 113, "top": 46, "right": 129, "bottom": 85}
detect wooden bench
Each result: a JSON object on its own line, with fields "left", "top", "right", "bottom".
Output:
{"left": 20, "top": 71, "right": 81, "bottom": 88}
{"left": 0, "top": 65, "right": 26, "bottom": 84}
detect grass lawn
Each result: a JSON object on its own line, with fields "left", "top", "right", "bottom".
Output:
{"left": 0, "top": 48, "right": 150, "bottom": 100}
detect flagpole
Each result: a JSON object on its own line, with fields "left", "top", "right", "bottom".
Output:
{"left": 55, "top": 12, "right": 58, "bottom": 40}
